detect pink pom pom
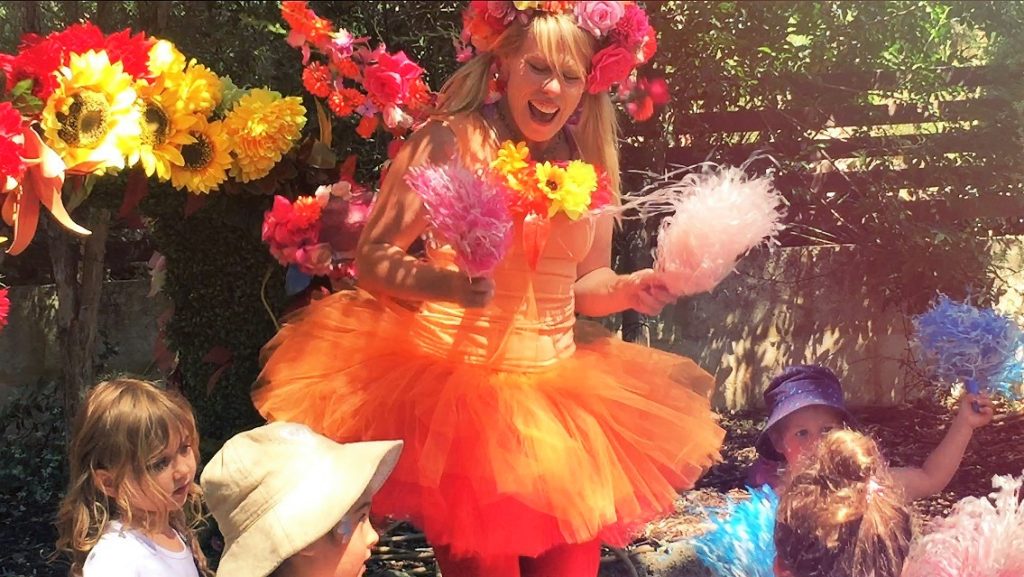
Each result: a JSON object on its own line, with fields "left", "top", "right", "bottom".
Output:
{"left": 406, "top": 163, "right": 513, "bottom": 278}
{"left": 640, "top": 165, "right": 785, "bottom": 297}
{"left": 903, "top": 473, "right": 1024, "bottom": 577}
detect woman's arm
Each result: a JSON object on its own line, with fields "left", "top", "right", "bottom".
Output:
{"left": 355, "top": 121, "right": 493, "bottom": 308}
{"left": 573, "top": 215, "right": 676, "bottom": 317}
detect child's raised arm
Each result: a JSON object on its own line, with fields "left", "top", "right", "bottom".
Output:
{"left": 891, "top": 392, "right": 994, "bottom": 501}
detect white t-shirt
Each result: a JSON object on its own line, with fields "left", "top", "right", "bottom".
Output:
{"left": 83, "top": 521, "right": 200, "bottom": 577}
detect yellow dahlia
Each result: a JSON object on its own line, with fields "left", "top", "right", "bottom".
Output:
{"left": 492, "top": 140, "right": 530, "bottom": 175}
{"left": 41, "top": 50, "right": 141, "bottom": 174}
{"left": 147, "top": 40, "right": 187, "bottom": 80}
{"left": 129, "top": 82, "right": 200, "bottom": 181}
{"left": 167, "top": 62, "right": 222, "bottom": 116}
{"left": 169, "top": 116, "right": 232, "bottom": 194}
{"left": 492, "top": 140, "right": 531, "bottom": 192}
{"left": 223, "top": 89, "right": 306, "bottom": 183}
{"left": 558, "top": 160, "right": 597, "bottom": 219}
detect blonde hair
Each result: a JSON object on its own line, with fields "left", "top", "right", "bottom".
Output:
{"left": 434, "top": 12, "right": 621, "bottom": 195}
{"left": 775, "top": 430, "right": 912, "bottom": 577}
{"left": 55, "top": 379, "right": 211, "bottom": 577}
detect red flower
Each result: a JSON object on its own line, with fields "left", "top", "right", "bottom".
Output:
{"left": 639, "top": 25, "right": 657, "bottom": 64}
{"left": 626, "top": 95, "right": 654, "bottom": 122}
{"left": 0, "top": 102, "right": 26, "bottom": 188}
{"left": 406, "top": 77, "right": 433, "bottom": 112}
{"left": 281, "top": 1, "right": 334, "bottom": 48}
{"left": 612, "top": 4, "right": 650, "bottom": 51}
{"left": 302, "top": 62, "right": 332, "bottom": 98}
{"left": 586, "top": 45, "right": 636, "bottom": 94}
{"left": 104, "top": 28, "right": 155, "bottom": 81}
{"left": 463, "top": 1, "right": 505, "bottom": 54}
{"left": 355, "top": 115, "right": 379, "bottom": 139}
{"left": 591, "top": 167, "right": 614, "bottom": 209}
{"left": 9, "top": 23, "right": 153, "bottom": 100}
{"left": 0, "top": 288, "right": 8, "bottom": 330}
{"left": 14, "top": 22, "right": 106, "bottom": 100}
{"left": 0, "top": 53, "right": 13, "bottom": 86}
{"left": 262, "top": 195, "right": 321, "bottom": 261}
{"left": 327, "top": 87, "right": 365, "bottom": 117}
{"left": 334, "top": 58, "right": 359, "bottom": 80}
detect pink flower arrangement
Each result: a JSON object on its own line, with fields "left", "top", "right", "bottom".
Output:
{"left": 282, "top": 1, "right": 433, "bottom": 139}
{"left": 261, "top": 168, "right": 374, "bottom": 280}
{"left": 458, "top": 1, "right": 658, "bottom": 95}
{"left": 405, "top": 162, "right": 513, "bottom": 278}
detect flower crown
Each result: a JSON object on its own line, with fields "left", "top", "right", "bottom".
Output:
{"left": 457, "top": 1, "right": 657, "bottom": 95}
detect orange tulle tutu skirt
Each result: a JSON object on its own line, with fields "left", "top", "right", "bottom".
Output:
{"left": 253, "top": 290, "right": 724, "bottom": 558}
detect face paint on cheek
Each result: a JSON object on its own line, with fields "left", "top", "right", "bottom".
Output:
{"left": 333, "top": 516, "right": 356, "bottom": 542}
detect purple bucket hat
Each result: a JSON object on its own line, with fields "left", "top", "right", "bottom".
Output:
{"left": 755, "top": 364, "right": 856, "bottom": 461}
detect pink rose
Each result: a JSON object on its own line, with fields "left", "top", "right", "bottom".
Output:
{"left": 486, "top": 1, "right": 517, "bottom": 25}
{"left": 612, "top": 3, "right": 650, "bottom": 51}
{"left": 295, "top": 243, "right": 334, "bottom": 277}
{"left": 362, "top": 65, "right": 403, "bottom": 105}
{"left": 363, "top": 51, "right": 423, "bottom": 105}
{"left": 573, "top": 1, "right": 625, "bottom": 38}
{"left": 586, "top": 45, "right": 636, "bottom": 94}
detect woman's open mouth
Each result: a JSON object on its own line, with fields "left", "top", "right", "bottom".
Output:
{"left": 528, "top": 101, "right": 559, "bottom": 124}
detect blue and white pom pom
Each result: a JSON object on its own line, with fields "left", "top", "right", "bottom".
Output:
{"left": 912, "top": 295, "right": 1024, "bottom": 401}
{"left": 691, "top": 485, "right": 778, "bottom": 577}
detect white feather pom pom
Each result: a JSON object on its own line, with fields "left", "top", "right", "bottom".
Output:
{"left": 636, "top": 164, "right": 786, "bottom": 297}
{"left": 902, "top": 472, "right": 1024, "bottom": 577}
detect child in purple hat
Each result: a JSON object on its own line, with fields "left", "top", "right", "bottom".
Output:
{"left": 748, "top": 364, "right": 994, "bottom": 501}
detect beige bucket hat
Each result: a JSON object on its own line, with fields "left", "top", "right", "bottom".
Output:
{"left": 201, "top": 422, "right": 403, "bottom": 577}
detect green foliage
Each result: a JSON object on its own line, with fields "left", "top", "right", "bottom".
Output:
{"left": 649, "top": 1, "right": 1024, "bottom": 311}
{"left": 0, "top": 381, "right": 69, "bottom": 577}
{"left": 141, "top": 185, "right": 279, "bottom": 447}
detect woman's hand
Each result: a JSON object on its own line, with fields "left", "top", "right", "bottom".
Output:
{"left": 450, "top": 276, "right": 496, "bottom": 309}
{"left": 622, "top": 268, "right": 677, "bottom": 316}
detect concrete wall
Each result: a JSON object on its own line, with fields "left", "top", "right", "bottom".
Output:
{"left": 0, "top": 279, "right": 168, "bottom": 404}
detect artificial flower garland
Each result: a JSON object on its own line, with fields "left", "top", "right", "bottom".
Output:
{"left": 490, "top": 139, "right": 613, "bottom": 221}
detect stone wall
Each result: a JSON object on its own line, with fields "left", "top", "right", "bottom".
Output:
{"left": 0, "top": 279, "right": 168, "bottom": 404}
{"left": 641, "top": 238, "right": 1024, "bottom": 411}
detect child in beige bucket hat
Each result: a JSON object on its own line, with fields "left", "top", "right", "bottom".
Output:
{"left": 201, "top": 422, "right": 403, "bottom": 577}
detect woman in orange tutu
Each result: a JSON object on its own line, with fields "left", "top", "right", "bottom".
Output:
{"left": 253, "top": 3, "right": 724, "bottom": 576}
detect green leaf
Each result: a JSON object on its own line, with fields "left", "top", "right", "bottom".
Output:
{"left": 786, "top": 33, "right": 811, "bottom": 47}
{"left": 307, "top": 140, "right": 338, "bottom": 170}
{"left": 10, "top": 78, "right": 34, "bottom": 98}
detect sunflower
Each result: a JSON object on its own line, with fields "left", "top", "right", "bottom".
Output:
{"left": 41, "top": 50, "right": 141, "bottom": 174}
{"left": 222, "top": 89, "right": 306, "bottom": 183}
{"left": 128, "top": 82, "right": 199, "bottom": 181}
{"left": 169, "top": 115, "right": 232, "bottom": 194}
